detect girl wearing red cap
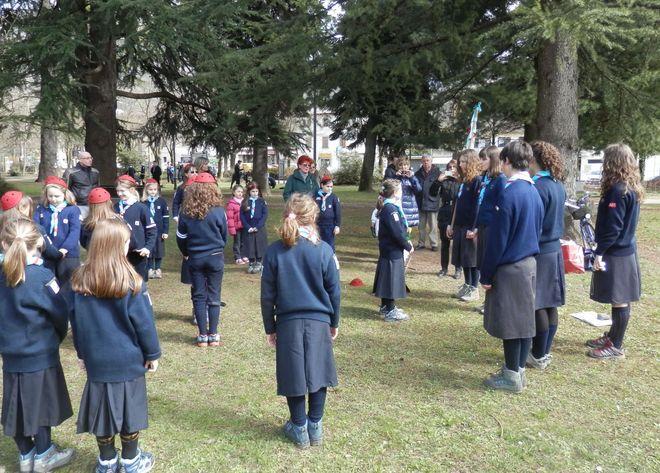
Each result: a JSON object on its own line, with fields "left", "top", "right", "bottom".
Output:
{"left": 80, "top": 187, "right": 122, "bottom": 249}
{"left": 142, "top": 180, "right": 169, "bottom": 279}
{"left": 315, "top": 176, "right": 341, "bottom": 251}
{"left": 33, "top": 177, "right": 81, "bottom": 285}
{"left": 114, "top": 175, "right": 157, "bottom": 281}
{"left": 240, "top": 182, "right": 269, "bottom": 274}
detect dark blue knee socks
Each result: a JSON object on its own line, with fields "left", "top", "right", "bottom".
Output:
{"left": 503, "top": 338, "right": 531, "bottom": 371}
{"left": 610, "top": 306, "right": 630, "bottom": 349}
{"left": 308, "top": 388, "right": 327, "bottom": 423}
{"left": 287, "top": 388, "right": 328, "bottom": 426}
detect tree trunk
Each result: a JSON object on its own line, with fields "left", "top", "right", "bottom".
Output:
{"left": 535, "top": 29, "right": 579, "bottom": 197}
{"left": 358, "top": 118, "right": 377, "bottom": 192}
{"left": 253, "top": 145, "right": 269, "bottom": 196}
{"left": 83, "top": 23, "right": 117, "bottom": 186}
{"left": 38, "top": 127, "right": 58, "bottom": 181}
{"left": 523, "top": 122, "right": 538, "bottom": 142}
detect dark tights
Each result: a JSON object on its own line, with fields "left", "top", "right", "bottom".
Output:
{"left": 502, "top": 338, "right": 532, "bottom": 372}
{"left": 96, "top": 431, "right": 140, "bottom": 461}
{"left": 609, "top": 305, "right": 630, "bottom": 349}
{"left": 286, "top": 388, "right": 328, "bottom": 426}
{"left": 463, "top": 267, "right": 479, "bottom": 287}
{"left": 531, "top": 307, "right": 559, "bottom": 359}
{"left": 381, "top": 298, "right": 395, "bottom": 311}
{"left": 14, "top": 426, "right": 51, "bottom": 456}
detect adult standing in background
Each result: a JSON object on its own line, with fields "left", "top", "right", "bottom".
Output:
{"left": 414, "top": 154, "right": 441, "bottom": 251}
{"left": 150, "top": 159, "right": 162, "bottom": 186}
{"left": 231, "top": 160, "right": 243, "bottom": 187}
{"left": 384, "top": 155, "right": 398, "bottom": 180}
{"left": 63, "top": 150, "right": 99, "bottom": 219}
{"left": 283, "top": 155, "right": 319, "bottom": 201}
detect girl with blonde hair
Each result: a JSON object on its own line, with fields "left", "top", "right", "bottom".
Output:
{"left": 79, "top": 187, "right": 121, "bottom": 249}
{"left": 69, "top": 218, "right": 160, "bottom": 473}
{"left": 141, "top": 179, "right": 170, "bottom": 279}
{"left": 261, "top": 193, "right": 340, "bottom": 448}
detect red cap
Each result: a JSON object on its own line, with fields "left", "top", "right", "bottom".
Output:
{"left": 145, "top": 178, "right": 158, "bottom": 185}
{"left": 320, "top": 175, "right": 333, "bottom": 185}
{"left": 116, "top": 174, "right": 137, "bottom": 185}
{"left": 1, "top": 190, "right": 24, "bottom": 211}
{"left": 88, "top": 187, "right": 111, "bottom": 205}
{"left": 194, "top": 172, "right": 216, "bottom": 184}
{"left": 297, "top": 155, "right": 313, "bottom": 166}
{"left": 349, "top": 278, "right": 364, "bottom": 287}
{"left": 44, "top": 176, "right": 68, "bottom": 189}
{"left": 185, "top": 177, "right": 196, "bottom": 186}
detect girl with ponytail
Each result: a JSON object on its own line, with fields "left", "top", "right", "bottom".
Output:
{"left": 0, "top": 218, "right": 75, "bottom": 472}
{"left": 261, "top": 193, "right": 340, "bottom": 448}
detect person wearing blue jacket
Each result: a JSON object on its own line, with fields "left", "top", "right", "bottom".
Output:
{"left": 240, "top": 182, "right": 269, "bottom": 274}
{"left": 142, "top": 179, "right": 170, "bottom": 279}
{"left": 68, "top": 218, "right": 160, "bottom": 473}
{"left": 0, "top": 218, "right": 75, "bottom": 473}
{"left": 261, "top": 194, "right": 340, "bottom": 448}
{"left": 315, "top": 176, "right": 342, "bottom": 251}
{"left": 587, "top": 143, "right": 643, "bottom": 360}
{"left": 480, "top": 140, "right": 543, "bottom": 393}
{"left": 394, "top": 158, "right": 422, "bottom": 229}
{"left": 176, "top": 173, "right": 228, "bottom": 347}
{"left": 527, "top": 142, "right": 567, "bottom": 370}
{"left": 33, "top": 176, "right": 81, "bottom": 286}
{"left": 373, "top": 179, "right": 414, "bottom": 322}
{"left": 171, "top": 163, "right": 197, "bottom": 221}
{"left": 115, "top": 175, "right": 157, "bottom": 281}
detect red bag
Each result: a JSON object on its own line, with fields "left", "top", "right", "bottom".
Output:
{"left": 561, "top": 239, "right": 585, "bottom": 274}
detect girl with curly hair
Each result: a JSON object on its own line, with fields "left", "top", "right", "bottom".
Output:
{"left": 176, "top": 173, "right": 228, "bottom": 347}
{"left": 527, "top": 141, "right": 567, "bottom": 369}
{"left": 240, "top": 182, "right": 269, "bottom": 274}
{"left": 447, "top": 149, "right": 482, "bottom": 301}
{"left": 586, "top": 143, "right": 643, "bottom": 360}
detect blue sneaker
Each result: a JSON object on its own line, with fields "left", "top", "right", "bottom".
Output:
{"left": 120, "top": 449, "right": 155, "bottom": 473}
{"left": 307, "top": 418, "right": 323, "bottom": 446}
{"left": 33, "top": 444, "right": 75, "bottom": 473}
{"left": 283, "top": 420, "right": 310, "bottom": 449}
{"left": 18, "top": 447, "right": 35, "bottom": 473}
{"left": 95, "top": 454, "right": 119, "bottom": 473}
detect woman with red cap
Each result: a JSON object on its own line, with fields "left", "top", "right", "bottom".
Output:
{"left": 283, "top": 155, "right": 320, "bottom": 201}
{"left": 33, "top": 176, "right": 81, "bottom": 285}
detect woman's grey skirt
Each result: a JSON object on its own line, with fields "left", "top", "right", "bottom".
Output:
{"left": 275, "top": 319, "right": 338, "bottom": 397}
{"left": 484, "top": 256, "right": 537, "bottom": 340}
{"left": 452, "top": 225, "right": 477, "bottom": 268}
{"left": 373, "top": 256, "right": 407, "bottom": 300}
{"left": 535, "top": 250, "right": 565, "bottom": 309}
{"left": 590, "top": 252, "right": 641, "bottom": 304}
{"left": 2, "top": 363, "right": 73, "bottom": 437}
{"left": 77, "top": 376, "right": 148, "bottom": 436}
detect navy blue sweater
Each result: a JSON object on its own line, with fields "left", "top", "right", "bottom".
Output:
{"left": 479, "top": 179, "right": 543, "bottom": 285}
{"left": 115, "top": 202, "right": 157, "bottom": 254}
{"left": 476, "top": 173, "right": 507, "bottom": 227}
{"left": 535, "top": 176, "right": 566, "bottom": 254}
{"left": 0, "top": 265, "right": 67, "bottom": 373}
{"left": 378, "top": 202, "right": 413, "bottom": 260}
{"left": 176, "top": 207, "right": 227, "bottom": 258}
{"left": 240, "top": 197, "right": 268, "bottom": 229}
{"left": 34, "top": 204, "right": 81, "bottom": 258}
{"left": 37, "top": 223, "right": 65, "bottom": 268}
{"left": 67, "top": 282, "right": 161, "bottom": 383}
{"left": 171, "top": 186, "right": 185, "bottom": 220}
{"left": 595, "top": 183, "right": 640, "bottom": 256}
{"left": 315, "top": 192, "right": 342, "bottom": 228}
{"left": 453, "top": 177, "right": 482, "bottom": 228}
{"left": 261, "top": 237, "right": 340, "bottom": 334}
{"left": 145, "top": 196, "right": 170, "bottom": 235}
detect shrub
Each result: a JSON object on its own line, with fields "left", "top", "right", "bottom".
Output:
{"left": 333, "top": 157, "right": 362, "bottom": 185}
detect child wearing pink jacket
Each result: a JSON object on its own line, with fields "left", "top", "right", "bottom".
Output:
{"left": 226, "top": 185, "right": 248, "bottom": 264}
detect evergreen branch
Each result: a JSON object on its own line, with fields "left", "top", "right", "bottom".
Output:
{"left": 116, "top": 89, "right": 211, "bottom": 112}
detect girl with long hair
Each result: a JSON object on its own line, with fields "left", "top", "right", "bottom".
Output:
{"left": 240, "top": 182, "right": 269, "bottom": 273}
{"left": 141, "top": 179, "right": 170, "bottom": 279}
{"left": 226, "top": 184, "right": 248, "bottom": 264}
{"left": 80, "top": 187, "right": 120, "bottom": 249}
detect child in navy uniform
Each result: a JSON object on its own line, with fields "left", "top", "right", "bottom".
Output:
{"left": 142, "top": 179, "right": 170, "bottom": 280}
{"left": 527, "top": 142, "right": 567, "bottom": 369}
{"left": 115, "top": 175, "right": 157, "bottom": 281}
{"left": 240, "top": 182, "right": 268, "bottom": 274}
{"left": 69, "top": 218, "right": 160, "bottom": 473}
{"left": 176, "top": 173, "right": 227, "bottom": 347}
{"left": 33, "top": 176, "right": 81, "bottom": 286}
{"left": 373, "top": 179, "right": 414, "bottom": 322}
{"left": 447, "top": 150, "right": 482, "bottom": 302}
{"left": 261, "top": 193, "right": 340, "bottom": 448}
{"left": 0, "top": 218, "right": 74, "bottom": 473}
{"left": 0, "top": 191, "right": 62, "bottom": 269}
{"left": 587, "top": 143, "right": 643, "bottom": 360}
{"left": 315, "top": 175, "right": 341, "bottom": 251}
{"left": 171, "top": 164, "right": 197, "bottom": 221}
{"left": 80, "top": 187, "right": 120, "bottom": 249}
{"left": 480, "top": 141, "right": 543, "bottom": 393}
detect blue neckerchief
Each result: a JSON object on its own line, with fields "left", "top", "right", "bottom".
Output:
{"left": 383, "top": 198, "right": 408, "bottom": 229}
{"left": 457, "top": 183, "right": 464, "bottom": 198}
{"left": 249, "top": 196, "right": 258, "bottom": 218}
{"left": 118, "top": 197, "right": 137, "bottom": 216}
{"left": 478, "top": 174, "right": 492, "bottom": 207}
{"left": 532, "top": 170, "right": 552, "bottom": 182}
{"left": 147, "top": 196, "right": 158, "bottom": 217}
{"left": 48, "top": 202, "right": 67, "bottom": 236}
{"left": 317, "top": 189, "right": 329, "bottom": 211}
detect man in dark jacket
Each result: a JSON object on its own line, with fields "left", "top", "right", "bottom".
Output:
{"left": 150, "top": 160, "right": 162, "bottom": 185}
{"left": 283, "top": 155, "right": 319, "bottom": 200}
{"left": 63, "top": 151, "right": 99, "bottom": 218}
{"left": 414, "top": 154, "right": 441, "bottom": 250}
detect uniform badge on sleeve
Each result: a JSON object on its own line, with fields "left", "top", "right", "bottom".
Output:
{"left": 46, "top": 278, "right": 60, "bottom": 294}
{"left": 392, "top": 212, "right": 399, "bottom": 222}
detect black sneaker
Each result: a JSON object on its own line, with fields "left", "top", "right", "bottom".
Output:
{"left": 437, "top": 269, "right": 448, "bottom": 277}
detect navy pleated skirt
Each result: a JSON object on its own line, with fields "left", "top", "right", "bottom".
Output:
{"left": 242, "top": 228, "right": 268, "bottom": 259}
{"left": 373, "top": 256, "right": 406, "bottom": 300}
{"left": 2, "top": 364, "right": 73, "bottom": 437}
{"left": 452, "top": 225, "right": 477, "bottom": 268}
{"left": 535, "top": 250, "right": 566, "bottom": 309}
{"left": 180, "top": 257, "right": 192, "bottom": 284}
{"left": 77, "top": 376, "right": 148, "bottom": 436}
{"left": 275, "top": 319, "right": 338, "bottom": 397}
{"left": 590, "top": 252, "right": 641, "bottom": 304}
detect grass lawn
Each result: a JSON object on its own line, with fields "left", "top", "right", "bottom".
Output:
{"left": 0, "top": 179, "right": 658, "bottom": 472}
